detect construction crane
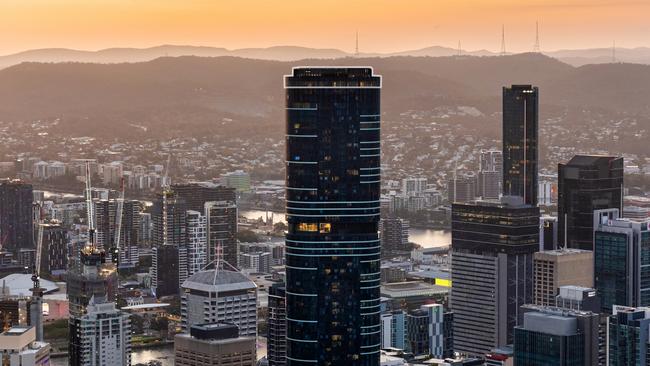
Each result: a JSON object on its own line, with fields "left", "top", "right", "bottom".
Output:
{"left": 85, "top": 162, "right": 96, "bottom": 247}
{"left": 30, "top": 200, "right": 45, "bottom": 342}
{"left": 112, "top": 177, "right": 125, "bottom": 266}
{"left": 162, "top": 154, "right": 172, "bottom": 246}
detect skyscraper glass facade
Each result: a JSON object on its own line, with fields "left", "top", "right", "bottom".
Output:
{"left": 284, "top": 67, "right": 381, "bottom": 365}
{"left": 557, "top": 155, "right": 624, "bottom": 250}
{"left": 503, "top": 85, "right": 538, "bottom": 206}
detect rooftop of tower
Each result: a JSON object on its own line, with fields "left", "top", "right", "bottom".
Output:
{"left": 182, "top": 269, "right": 257, "bottom": 293}
{"left": 284, "top": 66, "right": 381, "bottom": 88}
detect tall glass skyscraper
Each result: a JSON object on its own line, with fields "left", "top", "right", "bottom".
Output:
{"left": 503, "top": 85, "right": 538, "bottom": 206}
{"left": 558, "top": 155, "right": 624, "bottom": 250}
{"left": 284, "top": 67, "right": 382, "bottom": 365}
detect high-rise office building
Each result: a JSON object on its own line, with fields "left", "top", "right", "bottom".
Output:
{"left": 593, "top": 209, "right": 650, "bottom": 313}
{"left": 422, "top": 304, "right": 453, "bottom": 359}
{"left": 480, "top": 150, "right": 504, "bottom": 173}
{"left": 514, "top": 311, "right": 591, "bottom": 366}
{"left": 175, "top": 323, "right": 256, "bottom": 366}
{"left": 67, "top": 247, "right": 119, "bottom": 365}
{"left": 284, "top": 67, "right": 382, "bottom": 365}
{"left": 379, "top": 217, "right": 410, "bottom": 256}
{"left": 70, "top": 300, "right": 131, "bottom": 366}
{"left": 533, "top": 248, "right": 594, "bottom": 307}
{"left": 170, "top": 183, "right": 236, "bottom": 213}
{"left": 205, "top": 201, "right": 238, "bottom": 268}
{"left": 478, "top": 170, "right": 501, "bottom": 200}
{"left": 402, "top": 178, "right": 427, "bottom": 196}
{"left": 152, "top": 192, "right": 187, "bottom": 247}
{"left": 447, "top": 174, "right": 477, "bottom": 203}
{"left": 380, "top": 310, "right": 406, "bottom": 350}
{"left": 186, "top": 210, "right": 208, "bottom": 276}
{"left": 451, "top": 198, "right": 539, "bottom": 356}
{"left": 180, "top": 269, "right": 257, "bottom": 336}
{"left": 221, "top": 170, "right": 252, "bottom": 193}
{"left": 152, "top": 192, "right": 188, "bottom": 297}
{"left": 39, "top": 222, "right": 68, "bottom": 277}
{"left": 608, "top": 306, "right": 650, "bottom": 366}
{"left": 557, "top": 155, "right": 624, "bottom": 250}
{"left": 539, "top": 216, "right": 558, "bottom": 251}
{"left": 94, "top": 199, "right": 142, "bottom": 267}
{"left": 479, "top": 150, "right": 503, "bottom": 200}
{"left": 267, "top": 283, "right": 287, "bottom": 366}
{"left": 502, "top": 85, "right": 538, "bottom": 206}
{"left": 0, "top": 179, "right": 34, "bottom": 253}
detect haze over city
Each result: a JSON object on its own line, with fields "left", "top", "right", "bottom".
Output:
{"left": 2, "top": 0, "right": 649, "bottom": 54}
{"left": 1, "top": 1, "right": 650, "bottom": 366}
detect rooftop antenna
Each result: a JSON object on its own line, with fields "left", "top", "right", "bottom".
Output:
{"left": 533, "top": 21, "right": 541, "bottom": 53}
{"left": 355, "top": 30, "right": 360, "bottom": 57}
{"left": 612, "top": 40, "right": 617, "bottom": 63}
{"left": 500, "top": 24, "right": 507, "bottom": 56}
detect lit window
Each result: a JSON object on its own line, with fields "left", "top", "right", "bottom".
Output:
{"left": 319, "top": 223, "right": 331, "bottom": 233}
{"left": 297, "top": 223, "right": 318, "bottom": 232}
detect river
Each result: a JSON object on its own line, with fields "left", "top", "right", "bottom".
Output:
{"left": 52, "top": 339, "right": 267, "bottom": 365}
{"left": 241, "top": 210, "right": 450, "bottom": 248}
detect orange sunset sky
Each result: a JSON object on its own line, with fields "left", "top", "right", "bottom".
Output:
{"left": 1, "top": 0, "right": 648, "bottom": 55}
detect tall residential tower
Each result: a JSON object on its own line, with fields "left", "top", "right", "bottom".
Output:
{"left": 284, "top": 67, "right": 382, "bottom": 365}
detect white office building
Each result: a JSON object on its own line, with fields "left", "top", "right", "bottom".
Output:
{"left": 180, "top": 269, "right": 257, "bottom": 336}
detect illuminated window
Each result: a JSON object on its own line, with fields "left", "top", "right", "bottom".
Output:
{"left": 297, "top": 223, "right": 318, "bottom": 232}
{"left": 319, "top": 223, "right": 331, "bottom": 233}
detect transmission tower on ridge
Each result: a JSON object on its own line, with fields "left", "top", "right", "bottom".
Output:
{"left": 500, "top": 25, "right": 507, "bottom": 56}
{"left": 457, "top": 40, "right": 462, "bottom": 56}
{"left": 355, "top": 30, "right": 359, "bottom": 57}
{"left": 533, "top": 21, "right": 541, "bottom": 53}
{"left": 612, "top": 40, "right": 617, "bottom": 63}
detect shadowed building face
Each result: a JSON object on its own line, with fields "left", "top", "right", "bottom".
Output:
{"left": 284, "top": 67, "right": 382, "bottom": 366}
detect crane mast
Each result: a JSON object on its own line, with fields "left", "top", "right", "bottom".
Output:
{"left": 85, "top": 162, "right": 96, "bottom": 247}
{"left": 30, "top": 200, "right": 45, "bottom": 342}
{"left": 113, "top": 177, "right": 125, "bottom": 266}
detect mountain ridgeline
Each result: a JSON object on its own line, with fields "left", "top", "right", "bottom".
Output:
{"left": 0, "top": 53, "right": 649, "bottom": 139}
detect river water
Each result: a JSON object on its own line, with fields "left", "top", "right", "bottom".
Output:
{"left": 241, "top": 210, "right": 451, "bottom": 248}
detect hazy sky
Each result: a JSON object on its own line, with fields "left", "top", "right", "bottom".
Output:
{"left": 1, "top": 0, "right": 648, "bottom": 54}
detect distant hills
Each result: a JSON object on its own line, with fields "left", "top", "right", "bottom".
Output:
{"left": 1, "top": 44, "right": 650, "bottom": 69}
{"left": 0, "top": 53, "right": 649, "bottom": 141}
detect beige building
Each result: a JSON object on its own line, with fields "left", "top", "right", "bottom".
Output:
{"left": 175, "top": 323, "right": 256, "bottom": 366}
{"left": 533, "top": 248, "right": 594, "bottom": 306}
{"left": 0, "top": 326, "right": 50, "bottom": 366}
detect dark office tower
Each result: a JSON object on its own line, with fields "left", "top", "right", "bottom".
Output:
{"left": 451, "top": 198, "right": 539, "bottom": 356}
{"left": 151, "top": 244, "right": 184, "bottom": 298}
{"left": 205, "top": 201, "right": 238, "bottom": 268}
{"left": 502, "top": 85, "right": 538, "bottom": 206}
{"left": 593, "top": 209, "right": 650, "bottom": 314}
{"left": 152, "top": 192, "right": 187, "bottom": 247}
{"left": 608, "top": 306, "right": 650, "bottom": 366}
{"left": 0, "top": 179, "right": 34, "bottom": 253}
{"left": 557, "top": 155, "right": 624, "bottom": 250}
{"left": 171, "top": 183, "right": 236, "bottom": 212}
{"left": 379, "top": 217, "right": 410, "bottom": 257}
{"left": 514, "top": 311, "right": 591, "bottom": 366}
{"left": 284, "top": 67, "right": 382, "bottom": 366}
{"left": 40, "top": 222, "right": 68, "bottom": 277}
{"left": 268, "top": 283, "right": 287, "bottom": 366}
